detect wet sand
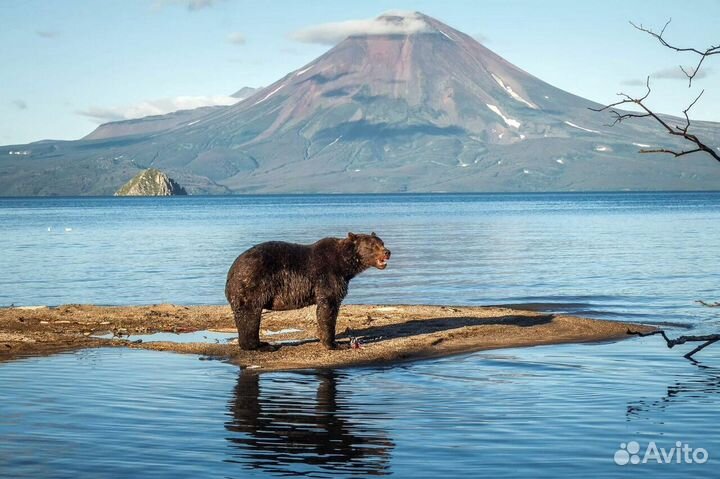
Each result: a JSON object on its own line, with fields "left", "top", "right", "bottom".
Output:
{"left": 0, "top": 304, "right": 654, "bottom": 371}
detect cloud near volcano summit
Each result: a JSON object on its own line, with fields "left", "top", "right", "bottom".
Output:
{"left": 77, "top": 95, "right": 239, "bottom": 123}
{"left": 291, "top": 11, "right": 429, "bottom": 45}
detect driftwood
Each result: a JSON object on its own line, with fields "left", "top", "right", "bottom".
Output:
{"left": 695, "top": 300, "right": 720, "bottom": 308}
{"left": 627, "top": 300, "right": 720, "bottom": 360}
{"left": 628, "top": 329, "right": 720, "bottom": 360}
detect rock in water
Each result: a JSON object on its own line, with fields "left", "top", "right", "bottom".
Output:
{"left": 114, "top": 168, "right": 187, "bottom": 196}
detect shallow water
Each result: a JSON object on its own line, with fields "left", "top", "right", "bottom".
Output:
{"left": 92, "top": 330, "right": 238, "bottom": 344}
{"left": 1, "top": 341, "right": 718, "bottom": 478}
{"left": 1, "top": 193, "right": 719, "bottom": 331}
{"left": 1, "top": 193, "right": 719, "bottom": 477}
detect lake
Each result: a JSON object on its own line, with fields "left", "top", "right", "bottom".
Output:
{"left": 1, "top": 193, "right": 719, "bottom": 477}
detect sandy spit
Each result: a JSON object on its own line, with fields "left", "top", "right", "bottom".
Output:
{"left": 0, "top": 304, "right": 654, "bottom": 371}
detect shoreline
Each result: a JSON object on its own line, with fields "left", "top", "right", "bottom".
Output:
{"left": 0, "top": 304, "right": 655, "bottom": 371}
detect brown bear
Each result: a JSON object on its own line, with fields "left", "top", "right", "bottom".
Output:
{"left": 225, "top": 232, "right": 391, "bottom": 350}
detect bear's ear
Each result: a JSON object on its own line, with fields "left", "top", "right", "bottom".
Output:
{"left": 347, "top": 232, "right": 357, "bottom": 242}
{"left": 371, "top": 232, "right": 377, "bottom": 237}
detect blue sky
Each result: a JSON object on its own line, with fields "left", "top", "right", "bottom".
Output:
{"left": 1, "top": 0, "right": 719, "bottom": 145}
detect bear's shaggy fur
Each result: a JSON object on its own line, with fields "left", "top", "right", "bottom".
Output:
{"left": 225, "top": 232, "right": 391, "bottom": 350}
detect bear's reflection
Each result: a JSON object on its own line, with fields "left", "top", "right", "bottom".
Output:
{"left": 224, "top": 370, "right": 394, "bottom": 477}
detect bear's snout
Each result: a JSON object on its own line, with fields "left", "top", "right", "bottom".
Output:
{"left": 375, "top": 247, "right": 391, "bottom": 270}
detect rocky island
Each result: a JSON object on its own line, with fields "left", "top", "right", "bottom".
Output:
{"left": 115, "top": 168, "right": 187, "bottom": 196}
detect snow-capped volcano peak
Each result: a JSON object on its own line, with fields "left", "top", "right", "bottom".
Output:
{"left": 3, "top": 12, "right": 719, "bottom": 196}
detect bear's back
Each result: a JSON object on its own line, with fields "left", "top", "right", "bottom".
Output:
{"left": 239, "top": 241, "right": 312, "bottom": 272}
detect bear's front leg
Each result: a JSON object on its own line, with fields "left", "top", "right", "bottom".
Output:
{"left": 231, "top": 304, "right": 263, "bottom": 350}
{"left": 316, "top": 296, "right": 340, "bottom": 349}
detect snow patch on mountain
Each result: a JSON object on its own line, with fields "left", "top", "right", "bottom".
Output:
{"left": 487, "top": 104, "right": 521, "bottom": 128}
{"left": 437, "top": 29, "right": 455, "bottom": 41}
{"left": 295, "top": 65, "right": 314, "bottom": 77}
{"left": 253, "top": 85, "right": 285, "bottom": 105}
{"left": 564, "top": 121, "right": 600, "bottom": 134}
{"left": 491, "top": 73, "right": 537, "bottom": 109}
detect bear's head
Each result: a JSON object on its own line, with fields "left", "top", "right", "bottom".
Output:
{"left": 348, "top": 232, "right": 391, "bottom": 270}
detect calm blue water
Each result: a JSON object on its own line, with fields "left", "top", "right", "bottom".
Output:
{"left": 1, "top": 193, "right": 719, "bottom": 477}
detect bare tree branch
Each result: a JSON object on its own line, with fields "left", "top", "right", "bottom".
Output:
{"left": 630, "top": 18, "right": 720, "bottom": 87}
{"left": 595, "top": 22, "right": 720, "bottom": 360}
{"left": 627, "top": 329, "right": 720, "bottom": 360}
{"left": 696, "top": 300, "right": 720, "bottom": 308}
{"left": 589, "top": 78, "right": 720, "bottom": 162}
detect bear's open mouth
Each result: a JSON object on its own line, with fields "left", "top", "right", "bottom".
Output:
{"left": 376, "top": 258, "right": 388, "bottom": 269}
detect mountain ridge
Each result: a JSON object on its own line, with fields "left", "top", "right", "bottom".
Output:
{"left": 82, "top": 87, "right": 261, "bottom": 141}
{"left": 1, "top": 11, "right": 719, "bottom": 195}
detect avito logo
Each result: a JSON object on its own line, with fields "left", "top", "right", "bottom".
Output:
{"left": 614, "top": 441, "right": 708, "bottom": 466}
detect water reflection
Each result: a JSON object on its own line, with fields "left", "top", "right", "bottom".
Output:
{"left": 627, "top": 362, "right": 720, "bottom": 420}
{"left": 224, "top": 371, "right": 394, "bottom": 477}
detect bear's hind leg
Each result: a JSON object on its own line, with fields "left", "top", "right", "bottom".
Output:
{"left": 232, "top": 305, "right": 263, "bottom": 350}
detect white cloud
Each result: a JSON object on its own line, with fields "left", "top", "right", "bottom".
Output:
{"left": 622, "top": 66, "right": 711, "bottom": 86}
{"left": 621, "top": 79, "right": 647, "bottom": 86}
{"left": 653, "top": 66, "right": 710, "bottom": 80}
{"left": 226, "top": 32, "right": 246, "bottom": 45}
{"left": 187, "top": 0, "right": 214, "bottom": 9}
{"left": 77, "top": 95, "right": 239, "bottom": 123}
{"left": 154, "top": 0, "right": 220, "bottom": 11}
{"left": 291, "top": 11, "right": 429, "bottom": 45}
{"left": 36, "top": 30, "right": 60, "bottom": 39}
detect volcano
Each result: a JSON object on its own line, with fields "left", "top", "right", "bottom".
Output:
{"left": 2, "top": 11, "right": 719, "bottom": 195}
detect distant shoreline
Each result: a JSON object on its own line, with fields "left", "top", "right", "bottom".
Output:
{"left": 0, "top": 304, "right": 654, "bottom": 371}
{"left": 2, "top": 190, "right": 720, "bottom": 199}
